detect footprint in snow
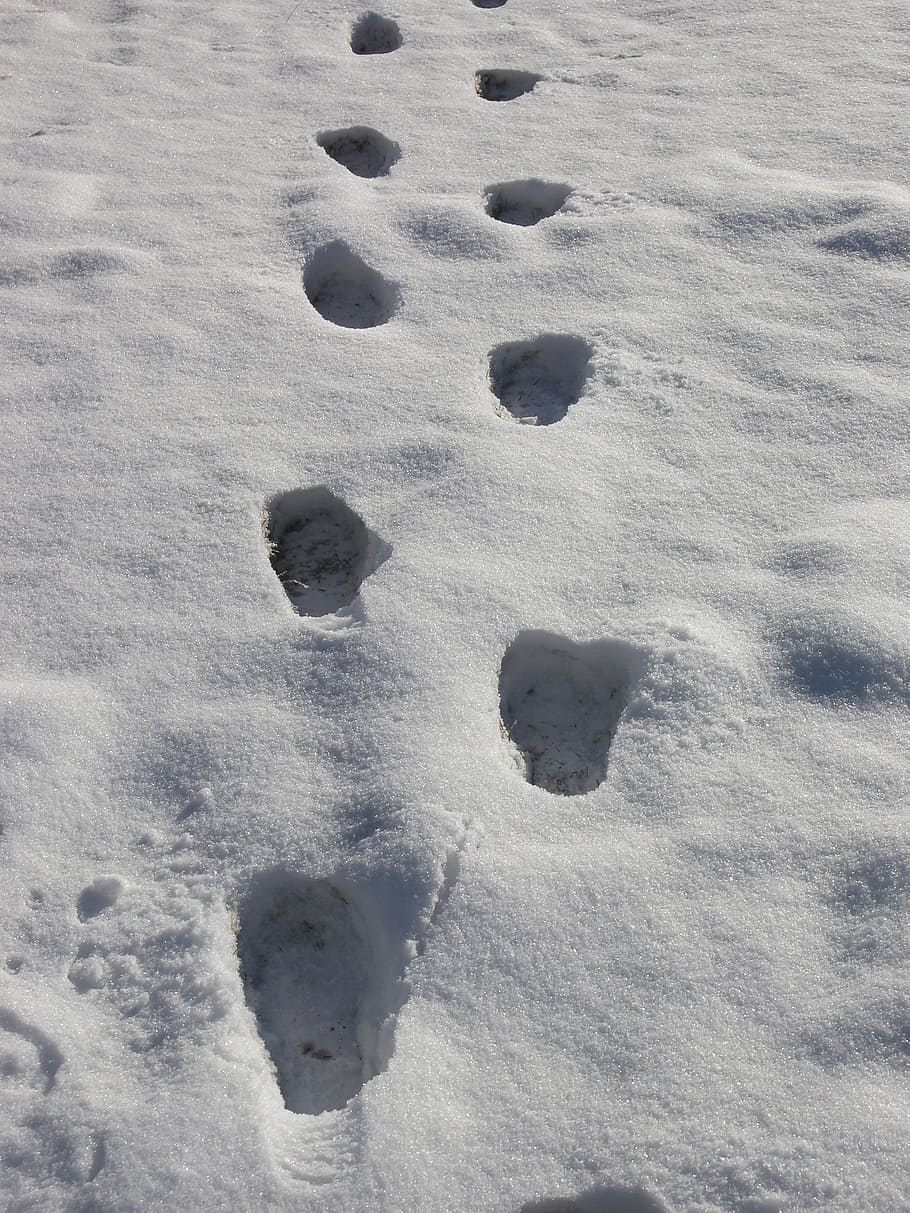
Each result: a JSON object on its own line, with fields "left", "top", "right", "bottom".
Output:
{"left": 488, "top": 333, "right": 594, "bottom": 426}
{"left": 825, "top": 845, "right": 910, "bottom": 966}
{"left": 106, "top": 0, "right": 139, "bottom": 21}
{"left": 0, "top": 1008, "right": 63, "bottom": 1096}
{"left": 776, "top": 613, "right": 910, "bottom": 707}
{"left": 316, "top": 126, "right": 400, "bottom": 178}
{"left": 499, "top": 631, "right": 645, "bottom": 795}
{"left": 521, "top": 1185, "right": 671, "bottom": 1213}
{"left": 0, "top": 1008, "right": 105, "bottom": 1193}
{"left": 236, "top": 874, "right": 389, "bottom": 1115}
{"left": 816, "top": 215, "right": 910, "bottom": 261}
{"left": 475, "top": 69, "right": 542, "bottom": 101}
{"left": 472, "top": 0, "right": 508, "bottom": 7}
{"left": 77, "top": 875, "right": 126, "bottom": 921}
{"left": 263, "top": 486, "right": 389, "bottom": 618}
{"left": 303, "top": 241, "right": 400, "bottom": 328}
{"left": 236, "top": 842, "right": 465, "bottom": 1119}
{"left": 485, "top": 180, "right": 572, "bottom": 226}
{"left": 350, "top": 11, "right": 402, "bottom": 55}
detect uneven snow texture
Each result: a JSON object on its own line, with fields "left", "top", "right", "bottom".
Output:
{"left": 0, "top": 0, "right": 908, "bottom": 1210}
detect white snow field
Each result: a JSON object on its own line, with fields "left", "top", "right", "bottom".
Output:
{"left": 0, "top": 0, "right": 908, "bottom": 1208}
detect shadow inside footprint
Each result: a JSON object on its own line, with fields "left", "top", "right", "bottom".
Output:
{"left": 499, "top": 631, "right": 645, "bottom": 795}
{"left": 350, "top": 11, "right": 402, "bottom": 54}
{"left": 485, "top": 180, "right": 571, "bottom": 226}
{"left": 817, "top": 220, "right": 910, "bottom": 262}
{"left": 777, "top": 617, "right": 910, "bottom": 706}
{"left": 77, "top": 877, "right": 124, "bottom": 921}
{"left": 521, "top": 1185, "right": 671, "bottom": 1213}
{"left": 264, "top": 486, "right": 388, "bottom": 618}
{"left": 488, "top": 334, "right": 594, "bottom": 425}
{"left": 316, "top": 126, "right": 400, "bottom": 178}
{"left": 303, "top": 241, "right": 400, "bottom": 328}
{"left": 475, "top": 68, "right": 542, "bottom": 101}
{"left": 237, "top": 873, "right": 382, "bottom": 1115}
{"left": 472, "top": 0, "right": 507, "bottom": 7}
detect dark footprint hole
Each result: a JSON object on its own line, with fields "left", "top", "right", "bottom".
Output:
{"left": 475, "top": 68, "right": 542, "bottom": 101}
{"left": 77, "top": 877, "right": 123, "bottom": 921}
{"left": 316, "top": 126, "right": 400, "bottom": 178}
{"left": 472, "top": 0, "right": 507, "bottom": 7}
{"left": 350, "top": 11, "right": 402, "bottom": 54}
{"left": 499, "top": 631, "right": 645, "bottom": 795}
{"left": 485, "top": 180, "right": 571, "bottom": 226}
{"left": 264, "top": 487, "right": 388, "bottom": 618}
{"left": 236, "top": 872, "right": 381, "bottom": 1115}
{"left": 303, "top": 241, "right": 400, "bottom": 328}
{"left": 488, "top": 333, "right": 594, "bottom": 426}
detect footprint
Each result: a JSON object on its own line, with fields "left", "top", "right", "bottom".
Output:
{"left": 236, "top": 873, "right": 389, "bottom": 1115}
{"left": 488, "top": 334, "right": 594, "bottom": 425}
{"left": 263, "top": 486, "right": 389, "bottom": 617}
{"left": 0, "top": 1009, "right": 63, "bottom": 1096}
{"left": 499, "top": 631, "right": 644, "bottom": 795}
{"left": 303, "top": 241, "right": 400, "bottom": 328}
{"left": 826, "top": 847, "right": 910, "bottom": 964}
{"left": 804, "top": 993, "right": 910, "bottom": 1070}
{"left": 816, "top": 217, "right": 910, "bottom": 262}
{"left": 77, "top": 875, "right": 126, "bottom": 921}
{"left": 0, "top": 1010, "right": 102, "bottom": 1197}
{"left": 484, "top": 180, "right": 572, "bottom": 226}
{"left": 775, "top": 612, "right": 910, "bottom": 706}
{"left": 397, "top": 201, "right": 508, "bottom": 261}
{"left": 107, "top": 0, "right": 139, "bottom": 22}
{"left": 475, "top": 68, "right": 542, "bottom": 101}
{"left": 521, "top": 1186, "right": 671, "bottom": 1213}
{"left": 350, "top": 11, "right": 402, "bottom": 55}
{"left": 101, "top": 42, "right": 140, "bottom": 65}
{"left": 0, "top": 248, "right": 130, "bottom": 290}
{"left": 472, "top": 0, "right": 507, "bottom": 7}
{"left": 316, "top": 126, "right": 400, "bottom": 178}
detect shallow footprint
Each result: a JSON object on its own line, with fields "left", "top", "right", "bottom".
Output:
{"left": 264, "top": 486, "right": 387, "bottom": 617}
{"left": 303, "top": 242, "right": 400, "bottom": 328}
{"left": 485, "top": 180, "right": 571, "bottom": 226}
{"left": 475, "top": 68, "right": 542, "bottom": 101}
{"left": 521, "top": 1185, "right": 671, "bottom": 1213}
{"left": 488, "top": 334, "right": 593, "bottom": 425}
{"left": 236, "top": 873, "right": 383, "bottom": 1115}
{"left": 499, "top": 631, "right": 644, "bottom": 795}
{"left": 0, "top": 1009, "right": 63, "bottom": 1096}
{"left": 316, "top": 126, "right": 399, "bottom": 178}
{"left": 350, "top": 11, "right": 402, "bottom": 54}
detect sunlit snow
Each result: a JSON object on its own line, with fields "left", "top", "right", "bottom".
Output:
{"left": 1, "top": 0, "right": 908, "bottom": 1210}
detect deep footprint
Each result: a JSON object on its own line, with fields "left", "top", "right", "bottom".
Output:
{"left": 485, "top": 180, "right": 571, "bottom": 226}
{"left": 350, "top": 11, "right": 402, "bottom": 54}
{"left": 264, "top": 486, "right": 387, "bottom": 617}
{"left": 316, "top": 126, "right": 400, "bottom": 178}
{"left": 499, "top": 631, "right": 644, "bottom": 795}
{"left": 488, "top": 334, "right": 594, "bottom": 425}
{"left": 303, "top": 242, "right": 400, "bottom": 328}
{"left": 475, "top": 69, "right": 542, "bottom": 101}
{"left": 237, "top": 874, "right": 384, "bottom": 1115}
{"left": 472, "top": 0, "right": 507, "bottom": 7}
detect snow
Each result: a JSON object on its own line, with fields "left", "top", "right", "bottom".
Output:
{"left": 0, "top": 0, "right": 908, "bottom": 1209}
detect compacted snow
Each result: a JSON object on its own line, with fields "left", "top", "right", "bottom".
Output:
{"left": 1, "top": 0, "right": 908, "bottom": 1209}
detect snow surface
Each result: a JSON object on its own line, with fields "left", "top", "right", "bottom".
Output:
{"left": 1, "top": 0, "right": 908, "bottom": 1209}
